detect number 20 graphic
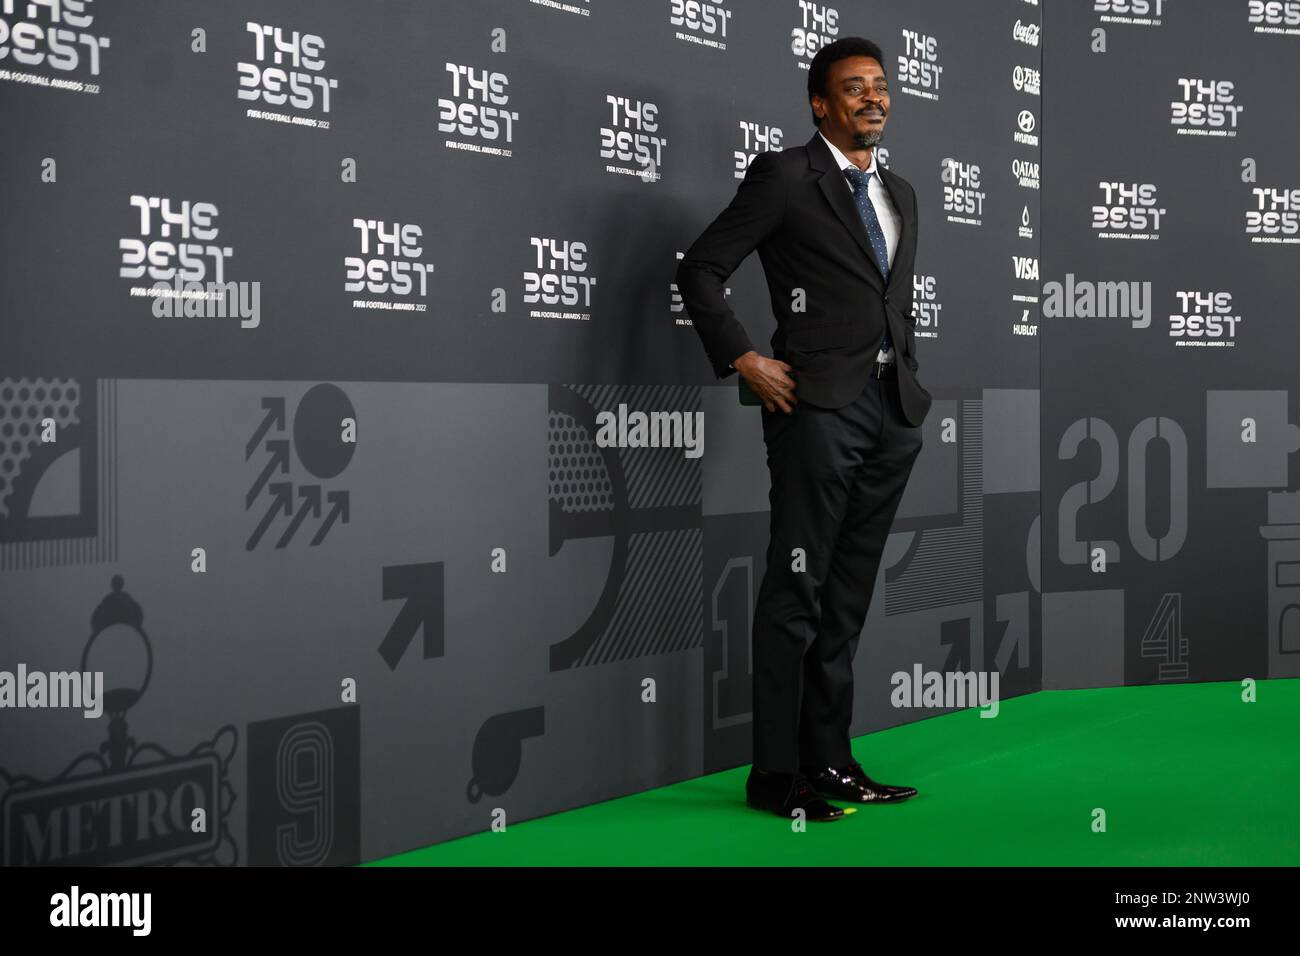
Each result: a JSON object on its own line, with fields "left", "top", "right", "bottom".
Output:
{"left": 1058, "top": 416, "right": 1189, "bottom": 565}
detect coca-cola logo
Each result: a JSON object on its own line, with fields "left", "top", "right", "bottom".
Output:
{"left": 1013, "top": 19, "right": 1040, "bottom": 45}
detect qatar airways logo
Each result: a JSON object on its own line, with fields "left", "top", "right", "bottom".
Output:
{"left": 237, "top": 22, "right": 338, "bottom": 129}
{"left": 1170, "top": 290, "right": 1241, "bottom": 346}
{"left": 735, "top": 121, "right": 782, "bottom": 179}
{"left": 1012, "top": 19, "right": 1040, "bottom": 46}
{"left": 897, "top": 28, "right": 942, "bottom": 100}
{"left": 1012, "top": 157, "right": 1040, "bottom": 190}
{"left": 601, "top": 94, "right": 667, "bottom": 181}
{"left": 1248, "top": 0, "right": 1300, "bottom": 33}
{"left": 1246, "top": 186, "right": 1300, "bottom": 242}
{"left": 1093, "top": 181, "right": 1165, "bottom": 240}
{"left": 791, "top": 2, "right": 838, "bottom": 70}
{"left": 941, "top": 157, "right": 984, "bottom": 226}
{"left": 346, "top": 219, "right": 435, "bottom": 312}
{"left": 1171, "top": 78, "right": 1244, "bottom": 136}
{"left": 1094, "top": 0, "right": 1165, "bottom": 25}
{"left": 1012, "top": 64, "right": 1040, "bottom": 96}
{"left": 0, "top": 0, "right": 111, "bottom": 92}
{"left": 671, "top": 0, "right": 731, "bottom": 50}
{"left": 526, "top": 236, "right": 597, "bottom": 320}
{"left": 438, "top": 63, "right": 517, "bottom": 157}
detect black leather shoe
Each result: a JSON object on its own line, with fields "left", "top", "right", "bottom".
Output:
{"left": 746, "top": 769, "right": 846, "bottom": 821}
{"left": 802, "top": 762, "right": 918, "bottom": 803}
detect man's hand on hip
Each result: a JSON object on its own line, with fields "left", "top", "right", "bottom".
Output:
{"left": 734, "top": 351, "right": 798, "bottom": 414}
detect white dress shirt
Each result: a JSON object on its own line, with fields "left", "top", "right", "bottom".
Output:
{"left": 818, "top": 129, "right": 900, "bottom": 363}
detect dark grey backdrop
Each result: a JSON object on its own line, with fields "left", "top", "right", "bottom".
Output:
{"left": 4, "top": 0, "right": 1274, "bottom": 867}
{"left": 1040, "top": 0, "right": 1299, "bottom": 690}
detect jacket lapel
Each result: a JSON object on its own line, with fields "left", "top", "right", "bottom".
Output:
{"left": 808, "top": 131, "right": 908, "bottom": 294}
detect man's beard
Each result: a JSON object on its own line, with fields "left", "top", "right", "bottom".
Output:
{"left": 852, "top": 128, "right": 884, "bottom": 149}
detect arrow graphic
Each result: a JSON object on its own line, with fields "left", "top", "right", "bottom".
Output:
{"left": 246, "top": 439, "right": 290, "bottom": 508}
{"left": 276, "top": 485, "right": 322, "bottom": 549}
{"left": 379, "top": 562, "right": 444, "bottom": 670}
{"left": 311, "top": 491, "right": 350, "bottom": 546}
{"left": 247, "top": 482, "right": 293, "bottom": 551}
{"left": 245, "top": 397, "right": 286, "bottom": 459}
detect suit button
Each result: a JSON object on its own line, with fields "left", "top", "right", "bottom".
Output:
{"left": 883, "top": 294, "right": 890, "bottom": 303}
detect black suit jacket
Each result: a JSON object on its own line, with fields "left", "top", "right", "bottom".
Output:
{"left": 676, "top": 130, "right": 932, "bottom": 427}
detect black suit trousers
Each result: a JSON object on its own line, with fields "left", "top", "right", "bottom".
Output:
{"left": 752, "top": 370, "right": 923, "bottom": 773}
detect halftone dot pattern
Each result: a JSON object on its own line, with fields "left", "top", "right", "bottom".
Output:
{"left": 574, "top": 383, "right": 701, "bottom": 510}
{"left": 0, "top": 377, "right": 82, "bottom": 519}
{"left": 547, "top": 411, "right": 613, "bottom": 513}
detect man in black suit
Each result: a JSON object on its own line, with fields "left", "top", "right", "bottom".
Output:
{"left": 676, "top": 37, "right": 931, "bottom": 821}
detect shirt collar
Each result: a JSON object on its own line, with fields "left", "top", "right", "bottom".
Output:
{"left": 819, "top": 130, "right": 877, "bottom": 178}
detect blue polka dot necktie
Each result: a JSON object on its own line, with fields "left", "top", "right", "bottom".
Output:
{"left": 843, "top": 165, "right": 892, "bottom": 354}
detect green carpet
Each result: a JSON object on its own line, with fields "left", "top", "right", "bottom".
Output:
{"left": 368, "top": 680, "right": 1300, "bottom": 866}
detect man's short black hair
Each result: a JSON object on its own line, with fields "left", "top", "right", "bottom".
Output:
{"left": 807, "top": 37, "right": 887, "bottom": 127}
